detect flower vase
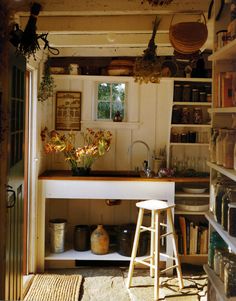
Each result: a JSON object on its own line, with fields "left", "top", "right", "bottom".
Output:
{"left": 71, "top": 167, "right": 91, "bottom": 176}
{"left": 91, "top": 225, "right": 109, "bottom": 255}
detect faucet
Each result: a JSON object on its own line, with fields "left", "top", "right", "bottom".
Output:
{"left": 128, "top": 140, "right": 151, "bottom": 176}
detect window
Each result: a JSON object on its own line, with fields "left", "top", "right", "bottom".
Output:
{"left": 96, "top": 82, "right": 127, "bottom": 120}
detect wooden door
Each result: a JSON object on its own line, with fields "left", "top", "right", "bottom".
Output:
{"left": 5, "top": 50, "right": 26, "bottom": 301}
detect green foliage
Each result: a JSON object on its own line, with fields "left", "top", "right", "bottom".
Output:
{"left": 38, "top": 58, "right": 55, "bottom": 102}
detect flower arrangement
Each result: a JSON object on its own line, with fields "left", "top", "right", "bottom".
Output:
{"left": 41, "top": 127, "right": 112, "bottom": 174}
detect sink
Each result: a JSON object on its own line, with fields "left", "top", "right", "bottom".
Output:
{"left": 90, "top": 170, "right": 140, "bottom": 178}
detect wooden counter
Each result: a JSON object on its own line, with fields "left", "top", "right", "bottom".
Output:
{"left": 37, "top": 170, "right": 209, "bottom": 272}
{"left": 39, "top": 170, "right": 209, "bottom": 183}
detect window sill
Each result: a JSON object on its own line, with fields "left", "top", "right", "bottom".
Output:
{"left": 81, "top": 120, "right": 140, "bottom": 129}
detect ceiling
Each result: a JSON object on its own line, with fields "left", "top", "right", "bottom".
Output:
{"left": 13, "top": 0, "right": 213, "bottom": 57}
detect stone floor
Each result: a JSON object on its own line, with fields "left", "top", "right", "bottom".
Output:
{"left": 49, "top": 264, "right": 208, "bottom": 301}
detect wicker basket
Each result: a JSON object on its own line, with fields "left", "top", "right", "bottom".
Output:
{"left": 169, "top": 14, "right": 208, "bottom": 54}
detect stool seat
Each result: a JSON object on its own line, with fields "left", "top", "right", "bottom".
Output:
{"left": 136, "top": 199, "right": 175, "bottom": 211}
{"left": 126, "top": 199, "right": 183, "bottom": 301}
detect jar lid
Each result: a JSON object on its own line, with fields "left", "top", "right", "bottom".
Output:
{"left": 228, "top": 202, "right": 236, "bottom": 208}
{"left": 200, "top": 92, "right": 206, "bottom": 94}
{"left": 183, "top": 84, "right": 190, "bottom": 87}
{"left": 192, "top": 88, "right": 199, "bottom": 91}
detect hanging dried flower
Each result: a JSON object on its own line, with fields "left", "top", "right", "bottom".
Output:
{"left": 38, "top": 58, "right": 56, "bottom": 102}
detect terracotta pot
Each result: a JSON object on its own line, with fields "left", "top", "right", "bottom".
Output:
{"left": 91, "top": 225, "right": 109, "bottom": 255}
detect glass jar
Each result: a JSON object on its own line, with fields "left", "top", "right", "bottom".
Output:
{"left": 174, "top": 84, "right": 182, "bottom": 102}
{"left": 193, "top": 108, "right": 203, "bottom": 124}
{"left": 214, "top": 249, "right": 223, "bottom": 275}
{"left": 224, "top": 257, "right": 236, "bottom": 297}
{"left": 182, "top": 84, "right": 191, "bottom": 101}
{"left": 209, "top": 128, "right": 219, "bottom": 163}
{"left": 199, "top": 91, "right": 206, "bottom": 102}
{"left": 214, "top": 182, "right": 227, "bottom": 224}
{"left": 234, "top": 143, "right": 236, "bottom": 170}
{"left": 223, "top": 129, "right": 236, "bottom": 169}
{"left": 208, "top": 231, "right": 227, "bottom": 268}
{"left": 221, "top": 188, "right": 236, "bottom": 230}
{"left": 207, "top": 93, "right": 212, "bottom": 102}
{"left": 228, "top": 202, "right": 236, "bottom": 237}
{"left": 172, "top": 107, "right": 182, "bottom": 124}
{"left": 220, "top": 251, "right": 230, "bottom": 282}
{"left": 192, "top": 88, "right": 199, "bottom": 102}
{"left": 216, "top": 129, "right": 227, "bottom": 166}
{"left": 181, "top": 107, "right": 190, "bottom": 124}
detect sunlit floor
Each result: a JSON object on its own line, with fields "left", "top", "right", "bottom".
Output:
{"left": 45, "top": 264, "right": 207, "bottom": 301}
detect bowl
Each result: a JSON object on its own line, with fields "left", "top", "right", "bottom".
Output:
{"left": 182, "top": 187, "right": 207, "bottom": 194}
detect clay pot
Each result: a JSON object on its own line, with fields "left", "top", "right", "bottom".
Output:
{"left": 91, "top": 225, "right": 109, "bottom": 255}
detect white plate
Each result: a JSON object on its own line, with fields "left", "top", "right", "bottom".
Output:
{"left": 182, "top": 187, "right": 207, "bottom": 194}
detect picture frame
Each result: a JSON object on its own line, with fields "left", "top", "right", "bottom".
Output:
{"left": 55, "top": 91, "right": 82, "bottom": 131}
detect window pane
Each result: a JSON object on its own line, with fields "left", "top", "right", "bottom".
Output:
{"left": 112, "top": 102, "right": 125, "bottom": 119}
{"left": 98, "top": 83, "right": 111, "bottom": 101}
{"left": 112, "top": 83, "right": 125, "bottom": 102}
{"left": 97, "top": 102, "right": 111, "bottom": 119}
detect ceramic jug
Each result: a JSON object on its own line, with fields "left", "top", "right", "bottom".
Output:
{"left": 91, "top": 225, "right": 109, "bottom": 255}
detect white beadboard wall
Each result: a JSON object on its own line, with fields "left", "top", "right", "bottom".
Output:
{"left": 45, "top": 75, "right": 174, "bottom": 171}
{"left": 40, "top": 75, "right": 174, "bottom": 238}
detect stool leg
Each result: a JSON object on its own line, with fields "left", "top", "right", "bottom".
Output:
{"left": 126, "top": 208, "right": 144, "bottom": 289}
{"left": 150, "top": 209, "right": 155, "bottom": 277}
{"left": 167, "top": 208, "right": 184, "bottom": 290}
{"left": 154, "top": 211, "right": 160, "bottom": 301}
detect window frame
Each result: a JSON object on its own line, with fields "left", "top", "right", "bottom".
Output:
{"left": 95, "top": 80, "right": 128, "bottom": 121}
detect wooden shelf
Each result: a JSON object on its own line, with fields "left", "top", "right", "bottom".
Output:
{"left": 170, "top": 143, "right": 209, "bottom": 146}
{"left": 173, "top": 102, "right": 211, "bottom": 106}
{"left": 45, "top": 249, "right": 167, "bottom": 261}
{"left": 175, "top": 210, "right": 208, "bottom": 215}
{"left": 208, "top": 107, "right": 236, "bottom": 114}
{"left": 175, "top": 192, "right": 210, "bottom": 198}
{"left": 209, "top": 39, "right": 236, "bottom": 61}
{"left": 205, "top": 212, "right": 236, "bottom": 253}
{"left": 207, "top": 162, "right": 236, "bottom": 182}
{"left": 173, "top": 78, "right": 212, "bottom": 83}
{"left": 204, "top": 265, "right": 236, "bottom": 301}
{"left": 180, "top": 254, "right": 207, "bottom": 265}
{"left": 171, "top": 124, "right": 211, "bottom": 128}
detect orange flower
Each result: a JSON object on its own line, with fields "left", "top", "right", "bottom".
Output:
{"left": 41, "top": 127, "right": 112, "bottom": 170}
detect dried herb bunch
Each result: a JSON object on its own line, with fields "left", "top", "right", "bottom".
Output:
{"left": 133, "top": 17, "right": 162, "bottom": 84}
{"left": 38, "top": 58, "right": 55, "bottom": 102}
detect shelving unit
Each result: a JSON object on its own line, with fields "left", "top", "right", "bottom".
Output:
{"left": 166, "top": 79, "right": 212, "bottom": 265}
{"left": 204, "top": 265, "right": 236, "bottom": 301}
{"left": 205, "top": 2, "right": 236, "bottom": 299}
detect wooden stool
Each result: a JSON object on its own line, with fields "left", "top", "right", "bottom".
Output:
{"left": 126, "top": 199, "right": 183, "bottom": 301}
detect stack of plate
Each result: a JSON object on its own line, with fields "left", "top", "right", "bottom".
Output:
{"left": 176, "top": 198, "right": 209, "bottom": 212}
{"left": 107, "top": 59, "right": 134, "bottom": 76}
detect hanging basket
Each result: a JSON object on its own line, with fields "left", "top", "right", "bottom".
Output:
{"left": 169, "top": 13, "right": 208, "bottom": 54}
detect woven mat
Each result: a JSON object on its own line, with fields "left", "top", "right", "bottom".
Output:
{"left": 23, "top": 274, "right": 83, "bottom": 301}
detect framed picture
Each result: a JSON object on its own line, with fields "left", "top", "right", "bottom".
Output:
{"left": 55, "top": 91, "right": 82, "bottom": 130}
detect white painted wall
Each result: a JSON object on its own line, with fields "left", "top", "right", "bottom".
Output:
{"left": 41, "top": 75, "right": 173, "bottom": 172}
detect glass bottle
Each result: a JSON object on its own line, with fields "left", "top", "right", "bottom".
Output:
{"left": 209, "top": 128, "right": 219, "bottom": 163}
{"left": 193, "top": 108, "right": 203, "bottom": 124}
{"left": 174, "top": 84, "right": 182, "bottom": 102}
{"left": 181, "top": 107, "right": 190, "bottom": 124}
{"left": 216, "top": 129, "right": 227, "bottom": 166}
{"left": 182, "top": 84, "right": 191, "bottom": 101}
{"left": 221, "top": 188, "right": 236, "bottom": 230}
{"left": 208, "top": 231, "right": 227, "bottom": 268}
{"left": 223, "top": 129, "right": 236, "bottom": 169}
{"left": 228, "top": 202, "right": 236, "bottom": 237}
{"left": 224, "top": 256, "right": 236, "bottom": 297}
